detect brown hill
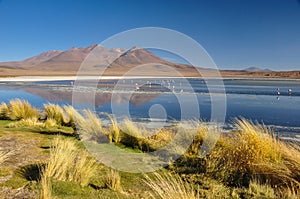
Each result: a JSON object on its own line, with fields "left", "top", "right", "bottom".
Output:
{"left": 23, "top": 50, "right": 62, "bottom": 66}
{"left": 0, "top": 50, "right": 62, "bottom": 69}
{"left": 112, "top": 46, "right": 171, "bottom": 67}
{"left": 0, "top": 44, "right": 199, "bottom": 76}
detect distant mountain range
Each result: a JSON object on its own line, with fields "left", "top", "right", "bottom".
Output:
{"left": 0, "top": 44, "right": 299, "bottom": 78}
{"left": 0, "top": 44, "right": 200, "bottom": 76}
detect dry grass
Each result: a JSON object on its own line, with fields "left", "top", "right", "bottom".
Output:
{"left": 6, "top": 99, "right": 39, "bottom": 120}
{"left": 43, "top": 118, "right": 58, "bottom": 128}
{"left": 44, "top": 104, "right": 67, "bottom": 126}
{"left": 104, "top": 113, "right": 121, "bottom": 143}
{"left": 7, "top": 117, "right": 58, "bottom": 129}
{"left": 246, "top": 180, "right": 275, "bottom": 198}
{"left": 0, "top": 150, "right": 11, "bottom": 165}
{"left": 144, "top": 172, "right": 199, "bottom": 199}
{"left": 187, "top": 124, "right": 208, "bottom": 156}
{"left": 76, "top": 110, "right": 108, "bottom": 143}
{"left": 1, "top": 100, "right": 300, "bottom": 198}
{"left": 41, "top": 136, "right": 97, "bottom": 187}
{"left": 8, "top": 117, "right": 44, "bottom": 128}
{"left": 120, "top": 119, "right": 147, "bottom": 150}
{"left": 63, "top": 105, "right": 84, "bottom": 129}
{"left": 0, "top": 102, "right": 9, "bottom": 119}
{"left": 145, "top": 129, "right": 174, "bottom": 151}
{"left": 277, "top": 187, "right": 300, "bottom": 199}
{"left": 105, "top": 169, "right": 122, "bottom": 191}
{"left": 207, "top": 119, "right": 300, "bottom": 191}
{"left": 40, "top": 175, "right": 52, "bottom": 199}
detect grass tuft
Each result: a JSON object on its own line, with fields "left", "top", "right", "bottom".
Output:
{"left": 103, "top": 113, "right": 121, "bottom": 143}
{"left": 43, "top": 118, "right": 58, "bottom": 128}
{"left": 7, "top": 99, "right": 40, "bottom": 120}
{"left": 40, "top": 175, "right": 52, "bottom": 199}
{"left": 105, "top": 169, "right": 122, "bottom": 191}
{"left": 207, "top": 119, "right": 300, "bottom": 191}
{"left": 41, "top": 136, "right": 98, "bottom": 187}
{"left": 144, "top": 172, "right": 199, "bottom": 199}
{"left": 0, "top": 102, "right": 9, "bottom": 119}
{"left": 44, "top": 104, "right": 67, "bottom": 126}
{"left": 76, "top": 110, "right": 108, "bottom": 143}
{"left": 246, "top": 180, "right": 275, "bottom": 198}
{"left": 63, "top": 105, "right": 83, "bottom": 129}
{"left": 120, "top": 119, "right": 147, "bottom": 150}
{"left": 8, "top": 117, "right": 43, "bottom": 128}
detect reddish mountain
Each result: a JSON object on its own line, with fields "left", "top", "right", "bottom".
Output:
{"left": 0, "top": 50, "right": 62, "bottom": 68}
{"left": 0, "top": 44, "right": 198, "bottom": 76}
{"left": 22, "top": 50, "right": 62, "bottom": 65}
{"left": 112, "top": 46, "right": 171, "bottom": 67}
{"left": 2, "top": 44, "right": 298, "bottom": 78}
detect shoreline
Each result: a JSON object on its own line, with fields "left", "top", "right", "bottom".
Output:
{"left": 1, "top": 75, "right": 300, "bottom": 82}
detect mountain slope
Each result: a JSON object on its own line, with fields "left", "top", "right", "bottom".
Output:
{"left": 22, "top": 50, "right": 62, "bottom": 65}
{"left": 1, "top": 44, "right": 299, "bottom": 78}
{"left": 112, "top": 46, "right": 171, "bottom": 67}
{"left": 28, "top": 44, "right": 127, "bottom": 71}
{"left": 0, "top": 44, "right": 197, "bottom": 75}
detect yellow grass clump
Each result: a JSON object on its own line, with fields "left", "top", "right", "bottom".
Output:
{"left": 0, "top": 102, "right": 9, "bottom": 119}
{"left": 40, "top": 175, "right": 52, "bottom": 199}
{"left": 246, "top": 180, "right": 275, "bottom": 198}
{"left": 146, "top": 129, "right": 174, "bottom": 151}
{"left": 187, "top": 124, "right": 208, "bottom": 156}
{"left": 8, "top": 117, "right": 44, "bottom": 128}
{"left": 76, "top": 110, "right": 108, "bottom": 143}
{"left": 43, "top": 118, "right": 58, "bottom": 128}
{"left": 41, "top": 136, "right": 97, "bottom": 187}
{"left": 207, "top": 119, "right": 300, "bottom": 191}
{"left": 44, "top": 104, "right": 68, "bottom": 126}
{"left": 105, "top": 169, "right": 122, "bottom": 191}
{"left": 7, "top": 99, "right": 40, "bottom": 120}
{"left": 144, "top": 172, "right": 199, "bottom": 199}
{"left": 120, "top": 119, "right": 148, "bottom": 150}
{"left": 63, "top": 105, "right": 84, "bottom": 129}
{"left": 104, "top": 113, "right": 121, "bottom": 143}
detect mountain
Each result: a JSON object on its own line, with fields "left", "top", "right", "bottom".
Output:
{"left": 26, "top": 44, "right": 121, "bottom": 71}
{"left": 0, "top": 44, "right": 199, "bottom": 76}
{"left": 112, "top": 46, "right": 171, "bottom": 67}
{"left": 0, "top": 50, "right": 62, "bottom": 68}
{"left": 244, "top": 66, "right": 272, "bottom": 72}
{"left": 1, "top": 45, "right": 299, "bottom": 78}
{"left": 22, "top": 50, "right": 62, "bottom": 65}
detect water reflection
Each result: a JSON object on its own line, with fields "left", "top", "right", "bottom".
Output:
{"left": 0, "top": 79, "right": 300, "bottom": 135}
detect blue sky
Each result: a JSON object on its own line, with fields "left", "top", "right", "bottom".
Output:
{"left": 0, "top": 0, "right": 299, "bottom": 70}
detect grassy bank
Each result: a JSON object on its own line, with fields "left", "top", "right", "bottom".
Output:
{"left": 0, "top": 99, "right": 299, "bottom": 198}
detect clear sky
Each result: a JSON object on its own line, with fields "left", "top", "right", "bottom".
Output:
{"left": 0, "top": 0, "right": 300, "bottom": 70}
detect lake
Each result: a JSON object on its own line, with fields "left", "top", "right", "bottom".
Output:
{"left": 0, "top": 78, "right": 300, "bottom": 139}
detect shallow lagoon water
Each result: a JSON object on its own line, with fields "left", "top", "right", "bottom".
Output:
{"left": 0, "top": 78, "right": 300, "bottom": 137}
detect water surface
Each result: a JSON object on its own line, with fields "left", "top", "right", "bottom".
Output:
{"left": 1, "top": 78, "right": 299, "bottom": 138}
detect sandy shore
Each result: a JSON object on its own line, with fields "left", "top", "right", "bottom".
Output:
{"left": 0, "top": 75, "right": 204, "bottom": 82}
{"left": 1, "top": 76, "right": 300, "bottom": 82}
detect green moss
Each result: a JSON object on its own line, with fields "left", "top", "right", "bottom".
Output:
{"left": 0, "top": 166, "right": 13, "bottom": 177}
{"left": 51, "top": 180, "right": 131, "bottom": 199}
{"left": 1, "top": 173, "right": 28, "bottom": 189}
{"left": 0, "top": 120, "right": 12, "bottom": 127}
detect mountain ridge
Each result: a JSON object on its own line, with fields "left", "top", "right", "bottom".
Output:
{"left": 0, "top": 45, "right": 299, "bottom": 78}
{"left": 0, "top": 44, "right": 199, "bottom": 76}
